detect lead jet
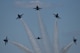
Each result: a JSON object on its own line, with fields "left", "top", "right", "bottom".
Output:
{"left": 16, "top": 14, "right": 23, "bottom": 19}
{"left": 36, "top": 37, "right": 41, "bottom": 39}
{"left": 3, "top": 36, "right": 8, "bottom": 45}
{"left": 33, "top": 5, "right": 42, "bottom": 10}
{"left": 73, "top": 37, "right": 77, "bottom": 44}
{"left": 53, "top": 13, "right": 60, "bottom": 18}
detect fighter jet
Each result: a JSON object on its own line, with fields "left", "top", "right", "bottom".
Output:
{"left": 3, "top": 36, "right": 8, "bottom": 45}
{"left": 73, "top": 37, "right": 77, "bottom": 44}
{"left": 33, "top": 5, "right": 42, "bottom": 10}
{"left": 16, "top": 14, "right": 23, "bottom": 19}
{"left": 36, "top": 37, "right": 41, "bottom": 39}
{"left": 53, "top": 13, "right": 60, "bottom": 18}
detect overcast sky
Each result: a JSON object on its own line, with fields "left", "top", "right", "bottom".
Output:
{"left": 0, "top": 0, "right": 80, "bottom": 53}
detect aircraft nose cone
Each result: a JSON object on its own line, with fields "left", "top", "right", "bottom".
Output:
{"left": 4, "top": 39, "right": 8, "bottom": 42}
{"left": 4, "top": 40, "right": 6, "bottom": 41}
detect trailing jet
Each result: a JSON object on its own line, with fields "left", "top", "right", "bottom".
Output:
{"left": 3, "top": 36, "right": 8, "bottom": 45}
{"left": 33, "top": 5, "right": 42, "bottom": 10}
{"left": 73, "top": 37, "right": 77, "bottom": 44}
{"left": 16, "top": 14, "right": 23, "bottom": 19}
{"left": 36, "top": 37, "right": 41, "bottom": 39}
{"left": 53, "top": 13, "right": 60, "bottom": 18}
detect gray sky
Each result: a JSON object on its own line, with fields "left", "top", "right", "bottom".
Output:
{"left": 0, "top": 0, "right": 80, "bottom": 53}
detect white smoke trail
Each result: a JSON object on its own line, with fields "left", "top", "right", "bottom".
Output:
{"left": 53, "top": 18, "right": 59, "bottom": 53}
{"left": 20, "top": 18, "right": 42, "bottom": 53}
{"left": 61, "top": 41, "right": 74, "bottom": 53}
{"left": 37, "top": 11, "right": 52, "bottom": 53}
{"left": 10, "top": 41, "right": 32, "bottom": 53}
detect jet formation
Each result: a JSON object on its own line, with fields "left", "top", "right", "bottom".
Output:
{"left": 33, "top": 5, "right": 42, "bottom": 10}
{"left": 3, "top": 36, "right": 8, "bottom": 45}
{"left": 16, "top": 14, "right": 23, "bottom": 19}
